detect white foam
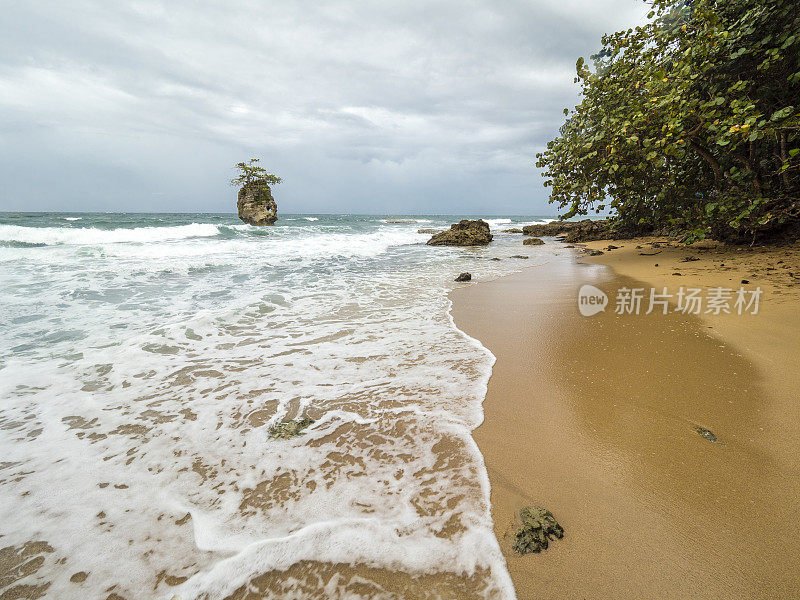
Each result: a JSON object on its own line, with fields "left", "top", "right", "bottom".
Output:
{"left": 484, "top": 218, "right": 512, "bottom": 228}
{"left": 0, "top": 215, "right": 556, "bottom": 599}
{"left": 378, "top": 218, "right": 431, "bottom": 224}
{"left": 0, "top": 223, "right": 221, "bottom": 245}
{"left": 64, "top": 217, "right": 82, "bottom": 221}
{"left": 515, "top": 218, "right": 555, "bottom": 227}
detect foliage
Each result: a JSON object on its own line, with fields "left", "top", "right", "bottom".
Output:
{"left": 536, "top": 0, "right": 800, "bottom": 241}
{"left": 231, "top": 159, "right": 282, "bottom": 189}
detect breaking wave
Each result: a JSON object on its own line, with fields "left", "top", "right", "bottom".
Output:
{"left": 0, "top": 223, "right": 221, "bottom": 246}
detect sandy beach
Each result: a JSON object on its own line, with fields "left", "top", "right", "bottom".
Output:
{"left": 451, "top": 238, "right": 800, "bottom": 599}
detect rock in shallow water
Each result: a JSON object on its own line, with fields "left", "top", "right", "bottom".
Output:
{"left": 268, "top": 417, "right": 314, "bottom": 439}
{"left": 454, "top": 272, "right": 472, "bottom": 282}
{"left": 237, "top": 181, "right": 278, "bottom": 226}
{"left": 427, "top": 220, "right": 492, "bottom": 246}
{"left": 523, "top": 237, "right": 545, "bottom": 246}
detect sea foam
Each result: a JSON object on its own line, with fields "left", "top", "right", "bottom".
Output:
{"left": 0, "top": 223, "right": 221, "bottom": 245}
{"left": 0, "top": 213, "right": 560, "bottom": 599}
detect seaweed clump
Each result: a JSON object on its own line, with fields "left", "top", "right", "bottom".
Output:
{"left": 267, "top": 417, "right": 314, "bottom": 440}
{"left": 512, "top": 506, "right": 564, "bottom": 555}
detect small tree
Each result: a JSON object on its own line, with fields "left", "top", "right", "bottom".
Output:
{"left": 230, "top": 159, "right": 282, "bottom": 188}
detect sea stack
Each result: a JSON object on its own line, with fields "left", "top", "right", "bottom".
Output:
{"left": 237, "top": 181, "right": 278, "bottom": 226}
{"left": 427, "top": 219, "right": 492, "bottom": 246}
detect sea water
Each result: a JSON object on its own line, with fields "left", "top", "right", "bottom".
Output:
{"left": 0, "top": 213, "right": 559, "bottom": 599}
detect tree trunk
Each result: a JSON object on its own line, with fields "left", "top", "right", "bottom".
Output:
{"left": 780, "top": 130, "right": 790, "bottom": 188}
{"left": 734, "top": 153, "right": 761, "bottom": 196}
{"left": 688, "top": 138, "right": 722, "bottom": 188}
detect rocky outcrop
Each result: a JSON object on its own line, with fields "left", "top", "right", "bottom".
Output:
{"left": 503, "top": 228, "right": 523, "bottom": 233}
{"left": 523, "top": 237, "right": 544, "bottom": 246}
{"left": 522, "top": 219, "right": 612, "bottom": 242}
{"left": 237, "top": 181, "right": 278, "bottom": 226}
{"left": 427, "top": 220, "right": 492, "bottom": 246}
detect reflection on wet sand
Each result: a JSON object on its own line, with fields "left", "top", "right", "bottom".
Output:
{"left": 452, "top": 258, "right": 800, "bottom": 599}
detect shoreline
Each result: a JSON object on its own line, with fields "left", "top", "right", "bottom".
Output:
{"left": 451, "top": 238, "right": 800, "bottom": 598}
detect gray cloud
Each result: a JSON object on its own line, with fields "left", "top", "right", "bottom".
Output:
{"left": 0, "top": 0, "right": 647, "bottom": 214}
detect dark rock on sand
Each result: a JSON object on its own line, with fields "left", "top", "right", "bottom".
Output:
{"left": 238, "top": 181, "right": 278, "bottom": 226}
{"left": 490, "top": 257, "right": 501, "bottom": 261}
{"left": 268, "top": 417, "right": 314, "bottom": 440}
{"left": 427, "top": 220, "right": 492, "bottom": 246}
{"left": 455, "top": 272, "right": 472, "bottom": 282}
{"left": 694, "top": 426, "right": 724, "bottom": 445}
{"left": 510, "top": 255, "right": 529, "bottom": 259}
{"left": 523, "top": 237, "right": 545, "bottom": 246}
{"left": 513, "top": 506, "right": 564, "bottom": 555}
{"left": 586, "top": 249, "right": 604, "bottom": 256}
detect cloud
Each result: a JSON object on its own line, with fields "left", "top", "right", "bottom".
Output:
{"left": 0, "top": 0, "right": 647, "bottom": 213}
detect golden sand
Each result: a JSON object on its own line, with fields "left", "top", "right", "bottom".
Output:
{"left": 451, "top": 239, "right": 800, "bottom": 599}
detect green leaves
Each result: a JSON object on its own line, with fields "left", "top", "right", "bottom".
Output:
{"left": 231, "top": 158, "right": 282, "bottom": 188}
{"left": 536, "top": 0, "right": 799, "bottom": 241}
{"left": 771, "top": 106, "right": 794, "bottom": 120}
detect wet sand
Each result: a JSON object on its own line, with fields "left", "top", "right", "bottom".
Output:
{"left": 451, "top": 244, "right": 800, "bottom": 599}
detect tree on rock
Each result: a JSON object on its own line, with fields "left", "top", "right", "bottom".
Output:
{"left": 231, "top": 159, "right": 282, "bottom": 188}
{"left": 233, "top": 159, "right": 281, "bottom": 226}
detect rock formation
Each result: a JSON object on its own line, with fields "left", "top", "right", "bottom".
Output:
{"left": 523, "top": 237, "right": 545, "bottom": 246}
{"left": 454, "top": 272, "right": 472, "bottom": 282}
{"left": 237, "top": 181, "right": 278, "bottom": 226}
{"left": 522, "top": 219, "right": 611, "bottom": 242}
{"left": 427, "top": 220, "right": 492, "bottom": 246}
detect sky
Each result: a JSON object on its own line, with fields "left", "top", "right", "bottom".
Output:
{"left": 0, "top": 0, "right": 647, "bottom": 215}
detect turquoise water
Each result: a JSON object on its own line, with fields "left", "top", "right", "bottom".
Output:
{"left": 0, "top": 212, "right": 559, "bottom": 599}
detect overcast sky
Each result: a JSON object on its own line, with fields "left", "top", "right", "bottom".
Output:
{"left": 0, "top": 0, "right": 647, "bottom": 214}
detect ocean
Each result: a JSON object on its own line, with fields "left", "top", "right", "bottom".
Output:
{"left": 0, "top": 213, "right": 560, "bottom": 599}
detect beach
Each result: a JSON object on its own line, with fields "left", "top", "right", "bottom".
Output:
{"left": 451, "top": 236, "right": 800, "bottom": 598}
{"left": 0, "top": 214, "right": 546, "bottom": 600}
{"left": 2, "top": 213, "right": 799, "bottom": 599}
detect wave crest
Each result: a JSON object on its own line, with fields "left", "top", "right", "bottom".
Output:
{"left": 0, "top": 223, "right": 221, "bottom": 246}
